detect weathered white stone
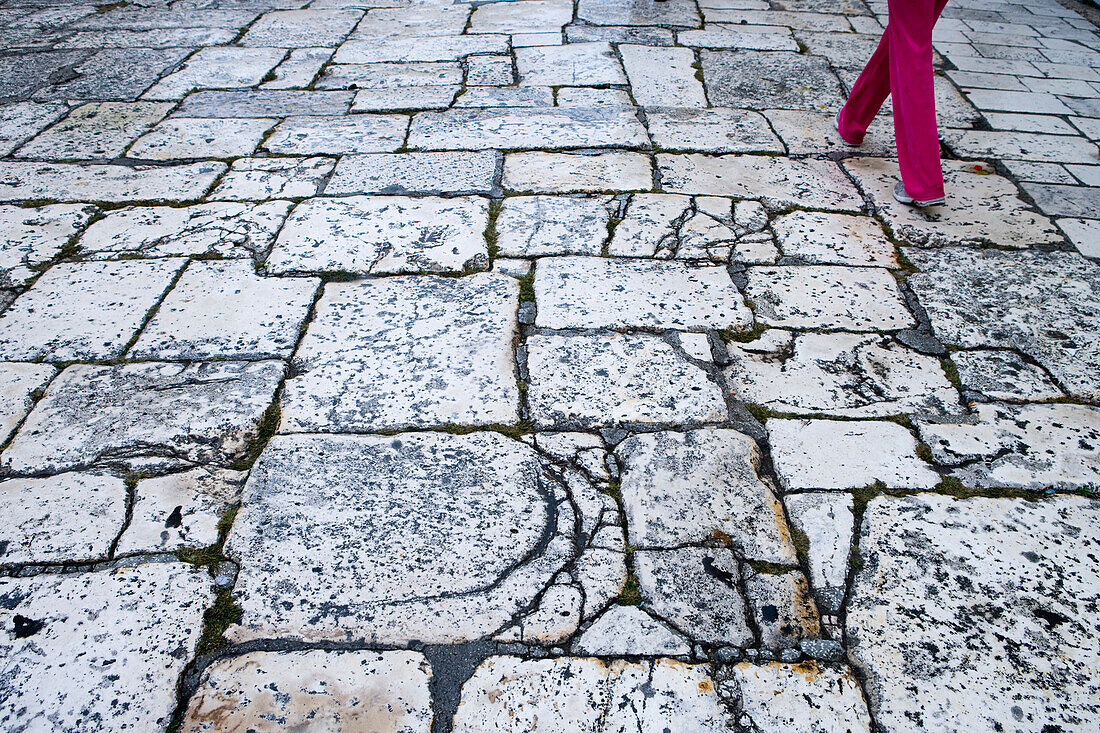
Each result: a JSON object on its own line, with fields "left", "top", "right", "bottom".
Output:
{"left": 455, "top": 86, "right": 553, "bottom": 108}
{"left": 679, "top": 28, "right": 799, "bottom": 51}
{"left": 701, "top": 50, "right": 844, "bottom": 111}
{"left": 1058, "top": 218, "right": 1100, "bottom": 259}
{"left": 746, "top": 266, "right": 914, "bottom": 330}
{"left": 575, "top": 547, "right": 627, "bottom": 621}
{"left": 526, "top": 333, "right": 727, "bottom": 428}
{"left": 726, "top": 662, "right": 871, "bottom": 733}
{"left": 783, "top": 492, "right": 853, "bottom": 614}
{"left": 181, "top": 650, "right": 433, "bottom": 733}
{"left": 848, "top": 494, "right": 1100, "bottom": 732}
{"left": 535, "top": 257, "right": 751, "bottom": 330}
{"left": 409, "top": 107, "right": 648, "bottom": 150}
{"left": 144, "top": 46, "right": 287, "bottom": 100}
{"left": 764, "top": 108, "right": 896, "bottom": 156}
{"left": 496, "top": 196, "right": 609, "bottom": 257}
{"left": 0, "top": 203, "right": 96, "bottom": 288}
{"left": 635, "top": 546, "right": 754, "bottom": 646}
{"left": 0, "top": 102, "right": 68, "bottom": 156}
{"left": 452, "top": 657, "right": 732, "bottom": 732}
{"left": 326, "top": 152, "right": 497, "bottom": 195}
{"left": 725, "top": 331, "right": 961, "bottom": 417}
{"left": 469, "top": 0, "right": 572, "bottom": 34}
{"left": 503, "top": 152, "right": 653, "bottom": 192}
{"left": 173, "top": 90, "right": 352, "bottom": 118}
{"left": 17, "top": 102, "right": 171, "bottom": 159}
{"left": 2, "top": 361, "right": 283, "bottom": 475}
{"left": 659, "top": 154, "right": 863, "bottom": 212}
{"left": 556, "top": 87, "right": 633, "bottom": 107}
{"left": 951, "top": 349, "right": 1063, "bottom": 402}
{"left": 518, "top": 583, "right": 583, "bottom": 644}
{"left": 0, "top": 363, "right": 54, "bottom": 445}
{"left": 618, "top": 429, "right": 796, "bottom": 562}
{"left": 578, "top": 0, "right": 702, "bottom": 27}
{"left": 768, "top": 419, "right": 938, "bottom": 491}
{"left": 211, "top": 157, "right": 335, "bottom": 201}
{"left": 240, "top": 9, "right": 363, "bottom": 46}
{"left": 943, "top": 129, "right": 1100, "bottom": 165}
{"left": 226, "top": 432, "right": 574, "bottom": 643}
{"left": 574, "top": 605, "right": 691, "bottom": 656}
{"left": 516, "top": 42, "right": 626, "bottom": 86}
{"left": 262, "top": 47, "right": 332, "bottom": 89}
{"left": 0, "top": 472, "right": 126, "bottom": 565}
{"left": 281, "top": 274, "right": 518, "bottom": 432}
{"left": 0, "top": 161, "right": 226, "bottom": 203}
{"left": 0, "top": 259, "right": 184, "bottom": 362}
{"left": 843, "top": 158, "right": 1061, "bottom": 248}
{"left": 264, "top": 114, "right": 408, "bottom": 154}
{"left": 128, "top": 117, "right": 275, "bottom": 160}
{"left": 334, "top": 35, "right": 508, "bottom": 64}
{"left": 266, "top": 196, "right": 489, "bottom": 275}
{"left": 77, "top": 201, "right": 291, "bottom": 260}
{"left": 320, "top": 62, "right": 462, "bottom": 89}
{"left": 744, "top": 569, "right": 821, "bottom": 649}
{"left": 466, "top": 54, "right": 514, "bottom": 85}
{"left": 619, "top": 44, "right": 707, "bottom": 108}
{"left": 648, "top": 108, "right": 784, "bottom": 153}
{"left": 772, "top": 211, "right": 897, "bottom": 266}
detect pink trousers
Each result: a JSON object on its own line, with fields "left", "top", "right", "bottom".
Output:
{"left": 838, "top": 0, "right": 949, "bottom": 201}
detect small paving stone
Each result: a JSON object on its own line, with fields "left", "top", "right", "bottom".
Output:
{"left": 1, "top": 360, "right": 283, "bottom": 475}
{"left": 746, "top": 266, "right": 914, "bottom": 331}
{"left": 466, "top": 55, "right": 514, "bottom": 85}
{"left": 535, "top": 257, "right": 751, "bottom": 330}
{"left": 0, "top": 203, "right": 96, "bottom": 288}
{"left": 618, "top": 44, "right": 707, "bottom": 108}
{"left": 496, "top": 196, "right": 609, "bottom": 257}
{"left": 181, "top": 650, "right": 433, "bottom": 732}
{"left": 264, "top": 114, "right": 409, "bottom": 154}
{"left": 452, "top": 657, "right": 731, "bottom": 732}
{"left": 647, "top": 108, "right": 784, "bottom": 153}
{"left": 0, "top": 258, "right": 184, "bottom": 362}
{"left": 0, "top": 101, "right": 68, "bottom": 155}
{"left": 515, "top": 42, "right": 626, "bottom": 86}
{"left": 725, "top": 330, "right": 961, "bottom": 417}
{"left": 211, "top": 156, "right": 336, "bottom": 200}
{"left": 326, "top": 152, "right": 497, "bottom": 195}
{"left": 517, "top": 583, "right": 583, "bottom": 644}
{"left": 0, "top": 161, "right": 226, "bottom": 203}
{"left": 116, "top": 467, "right": 246, "bottom": 555}
{"left": 335, "top": 36, "right": 509, "bottom": 64}
{"left": 575, "top": 546, "right": 627, "bottom": 620}
{"left": 680, "top": 27, "right": 799, "bottom": 51}
{"left": 744, "top": 568, "right": 822, "bottom": 649}
{"left": 262, "top": 47, "right": 332, "bottom": 89}
{"left": 635, "top": 546, "right": 755, "bottom": 646}
{"left": 469, "top": 0, "right": 572, "bottom": 34}
{"left": 578, "top": 0, "right": 702, "bottom": 28}
{"left": 319, "top": 62, "right": 463, "bottom": 90}
{"left": 526, "top": 333, "right": 727, "bottom": 428}
{"left": 0, "top": 563, "right": 213, "bottom": 731}
{"left": 702, "top": 50, "right": 844, "bottom": 111}
{"left": 281, "top": 274, "right": 518, "bottom": 432}
{"left": 351, "top": 86, "right": 459, "bottom": 111}
{"left": 240, "top": 9, "right": 363, "bottom": 47}
{"left": 848, "top": 494, "right": 1100, "bottom": 731}
{"left": 1020, "top": 182, "right": 1100, "bottom": 219}
{"left": 226, "top": 432, "right": 573, "bottom": 643}
{"left": 556, "top": 87, "right": 634, "bottom": 107}
{"left": 503, "top": 152, "right": 653, "bottom": 192}
{"left": 1, "top": 472, "right": 125, "bottom": 565}
{"left": 455, "top": 86, "right": 554, "bottom": 108}
{"left": 408, "top": 107, "right": 648, "bottom": 150}
{"left": 144, "top": 46, "right": 287, "bottom": 100}
{"left": 768, "top": 419, "right": 939, "bottom": 491}
{"left": 573, "top": 605, "right": 691, "bottom": 656}
{"left": 16, "top": 102, "right": 171, "bottom": 159}
{"left": 128, "top": 117, "right": 275, "bottom": 159}
{"left": 174, "top": 90, "right": 353, "bottom": 117}
{"left": 772, "top": 211, "right": 897, "bottom": 266}
{"left": 725, "top": 662, "right": 871, "bottom": 732}
{"left": 0, "top": 362, "right": 54, "bottom": 445}
{"left": 951, "top": 349, "right": 1064, "bottom": 402}
{"left": 783, "top": 492, "right": 853, "bottom": 614}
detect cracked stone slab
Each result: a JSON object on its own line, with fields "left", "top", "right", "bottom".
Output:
{"left": 843, "top": 158, "right": 1061, "bottom": 248}
{"left": 0, "top": 161, "right": 226, "bottom": 203}
{"left": 723, "top": 662, "right": 871, "bottom": 732}
{"left": 950, "top": 349, "right": 1063, "bottom": 402}
{"left": 130, "top": 260, "right": 318, "bottom": 361}
{"left": 128, "top": 117, "right": 275, "bottom": 160}
{"left": 408, "top": 107, "right": 648, "bottom": 150}
{"left": 526, "top": 333, "right": 727, "bottom": 429}
{"left": 746, "top": 265, "right": 914, "bottom": 330}
{"left": 334, "top": 36, "right": 508, "bottom": 64}
{"left": 0, "top": 563, "right": 213, "bottom": 731}
{"left": 535, "top": 257, "right": 751, "bottom": 331}
{"left": 76, "top": 201, "right": 291, "bottom": 261}
{"left": 515, "top": 42, "right": 626, "bottom": 86}
{"left": 772, "top": 211, "right": 897, "bottom": 267}
{"left": 226, "top": 432, "right": 573, "bottom": 644}
{"left": 618, "top": 429, "right": 796, "bottom": 562}
{"left": 783, "top": 492, "right": 853, "bottom": 614}
{"left": 0, "top": 102, "right": 68, "bottom": 156}
{"left": 905, "top": 247, "right": 1100, "bottom": 400}
{"left": 764, "top": 108, "right": 896, "bottom": 157}
{"left": 702, "top": 50, "right": 844, "bottom": 111}
{"left": 265, "top": 196, "right": 489, "bottom": 276}
{"left": 0, "top": 258, "right": 185, "bottom": 362}
{"left": 1, "top": 472, "right": 126, "bottom": 566}
{"left": 0, "top": 203, "right": 96, "bottom": 288}
{"left": 264, "top": 114, "right": 409, "bottom": 155}
{"left": 658, "top": 154, "right": 863, "bottom": 212}
{"left": 576, "top": 545, "right": 627, "bottom": 621}
{"left": 725, "top": 330, "right": 961, "bottom": 417}
{"left": 263, "top": 47, "right": 332, "bottom": 89}
{"left": 503, "top": 152, "right": 653, "bottom": 192}
{"left": 516, "top": 583, "right": 583, "bottom": 644}
{"left": 1, "top": 360, "right": 283, "bottom": 475}
{"left": 452, "top": 657, "right": 731, "bottom": 732}
{"left": 240, "top": 9, "right": 363, "bottom": 46}
{"left": 578, "top": 0, "right": 702, "bottom": 28}
{"left": 743, "top": 569, "right": 821, "bottom": 649}
{"left": 36, "top": 48, "right": 190, "bottom": 102}
{"left": 319, "top": 63, "right": 462, "bottom": 90}
{"left": 848, "top": 494, "right": 1100, "bottom": 732}
{"left": 619, "top": 44, "right": 706, "bottom": 108}
{"left": 143, "top": 46, "right": 287, "bottom": 100}
{"left": 211, "top": 157, "right": 336, "bottom": 201}
{"left": 181, "top": 650, "right": 433, "bottom": 732}
{"left": 16, "top": 102, "right": 171, "bottom": 160}
{"left": 326, "top": 152, "right": 497, "bottom": 195}
{"left": 281, "top": 274, "right": 518, "bottom": 432}
{"left": 496, "top": 196, "right": 609, "bottom": 257}
{"left": 768, "top": 419, "right": 938, "bottom": 491}
{"left": 917, "top": 403, "right": 1100, "bottom": 491}
{"left": 469, "top": 0, "right": 572, "bottom": 34}
{"left": 573, "top": 605, "right": 691, "bottom": 656}
{"left": 647, "top": 108, "right": 784, "bottom": 154}
{"left": 0, "top": 363, "right": 54, "bottom": 445}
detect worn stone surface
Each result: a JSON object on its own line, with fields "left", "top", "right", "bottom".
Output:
{"left": 950, "top": 349, "right": 1063, "bottom": 402}
{"left": 326, "top": 152, "right": 497, "bottom": 195}
{"left": 647, "top": 108, "right": 783, "bottom": 153}
{"left": 0, "top": 161, "right": 226, "bottom": 203}
{"left": 496, "top": 196, "right": 609, "bottom": 257}
{"left": 744, "top": 569, "right": 821, "bottom": 649}
{"left": 240, "top": 9, "right": 363, "bottom": 47}
{"left": 516, "top": 583, "right": 583, "bottom": 644}
{"left": 725, "top": 662, "right": 871, "bottom": 733}
{"left": 574, "top": 605, "right": 691, "bottom": 656}
{"left": 211, "top": 157, "right": 336, "bottom": 201}
{"left": 772, "top": 211, "right": 897, "bottom": 266}
{"left": 129, "top": 117, "right": 274, "bottom": 159}
{"left": 515, "top": 42, "right": 626, "bottom": 86}
{"left": 0, "top": 362, "right": 55, "bottom": 445}
{"left": 783, "top": 492, "right": 853, "bottom": 614}
{"left": 504, "top": 152, "right": 653, "bottom": 192}
{"left": 0, "top": 203, "right": 96, "bottom": 288}
{"left": 848, "top": 494, "right": 1100, "bottom": 732}
{"left": 144, "top": 46, "right": 286, "bottom": 100}
{"left": 265, "top": 114, "right": 408, "bottom": 154}
{"left": 746, "top": 266, "right": 914, "bottom": 331}
{"left": 702, "top": 50, "right": 844, "bottom": 111}
{"left": 0, "top": 102, "right": 68, "bottom": 155}
{"left": 16, "top": 101, "right": 171, "bottom": 159}
{"left": 619, "top": 44, "right": 706, "bottom": 108}
{"left": 409, "top": 107, "right": 648, "bottom": 150}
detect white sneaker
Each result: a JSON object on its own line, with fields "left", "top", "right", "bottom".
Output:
{"left": 893, "top": 180, "right": 945, "bottom": 208}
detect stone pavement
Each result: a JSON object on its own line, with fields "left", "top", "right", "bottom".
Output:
{"left": 0, "top": 0, "right": 1098, "bottom": 729}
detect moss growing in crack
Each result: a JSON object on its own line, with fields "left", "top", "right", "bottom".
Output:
{"left": 517, "top": 270, "right": 535, "bottom": 303}
{"left": 894, "top": 249, "right": 919, "bottom": 274}
{"left": 195, "top": 589, "right": 243, "bottom": 656}
{"left": 617, "top": 572, "right": 642, "bottom": 606}
{"left": 916, "top": 441, "right": 935, "bottom": 465}
{"left": 228, "top": 402, "right": 281, "bottom": 471}
{"left": 484, "top": 199, "right": 502, "bottom": 262}
{"left": 788, "top": 522, "right": 811, "bottom": 567}
{"left": 744, "top": 559, "right": 795, "bottom": 575}
{"left": 719, "top": 321, "right": 767, "bottom": 344}
{"left": 744, "top": 403, "right": 773, "bottom": 425}
{"left": 175, "top": 545, "right": 223, "bottom": 567}
{"left": 602, "top": 479, "right": 621, "bottom": 501}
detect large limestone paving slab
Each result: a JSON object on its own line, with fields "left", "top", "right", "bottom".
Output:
{"left": 0, "top": 563, "right": 214, "bottom": 731}
{"left": 408, "top": 107, "right": 648, "bottom": 150}
{"left": 746, "top": 266, "right": 914, "bottom": 331}
{"left": 173, "top": 90, "right": 353, "bottom": 118}
{"left": 15, "top": 101, "right": 171, "bottom": 160}
{"left": 0, "top": 161, "right": 226, "bottom": 203}
{"left": 0, "top": 102, "right": 68, "bottom": 156}
{"left": 658, "top": 154, "right": 863, "bottom": 212}
{"left": 764, "top": 108, "right": 896, "bottom": 157}
{"left": 266, "top": 196, "right": 489, "bottom": 276}
{"left": 724, "top": 330, "right": 961, "bottom": 417}
{"left": 724, "top": 662, "right": 871, "bottom": 733}
{"left": 848, "top": 494, "right": 1100, "bottom": 732}
{"left": 905, "top": 248, "right": 1100, "bottom": 401}
{"left": 950, "top": 349, "right": 1063, "bottom": 403}
{"left": 0, "top": 203, "right": 97, "bottom": 288}
{"left": 452, "top": 657, "right": 731, "bottom": 733}
{"left": 619, "top": 44, "right": 707, "bottom": 108}
{"left": 917, "top": 403, "right": 1100, "bottom": 491}
{"left": 0, "top": 258, "right": 185, "bottom": 362}
{"left": 264, "top": 114, "right": 409, "bottom": 155}
{"left": 535, "top": 257, "right": 751, "bottom": 331}
{"left": 646, "top": 108, "right": 784, "bottom": 153}
{"left": 771, "top": 211, "right": 897, "bottom": 267}
{"left": 701, "top": 50, "right": 844, "bottom": 111}
{"left": 143, "top": 46, "right": 286, "bottom": 100}
{"left": 842, "top": 158, "right": 1061, "bottom": 248}
{"left": 495, "top": 196, "right": 610, "bottom": 257}
{"left": 181, "top": 650, "right": 433, "bottom": 732}
{"left": 578, "top": 0, "right": 702, "bottom": 28}
{"left": 526, "top": 333, "right": 727, "bottom": 429}
{"left": 319, "top": 62, "right": 463, "bottom": 91}
{"left": 1, "top": 361, "right": 284, "bottom": 475}
{"left": 326, "top": 152, "right": 498, "bottom": 195}
{"left": 226, "top": 432, "right": 574, "bottom": 644}
{"left": 943, "top": 129, "right": 1100, "bottom": 165}
{"left": 515, "top": 43, "right": 626, "bottom": 86}
{"left": 0, "top": 363, "right": 55, "bottom": 445}
{"left": 212, "top": 157, "right": 336, "bottom": 201}
{"left": 239, "top": 8, "right": 363, "bottom": 46}
{"left": 127, "top": 117, "right": 275, "bottom": 160}
{"left": 469, "top": 0, "right": 572, "bottom": 34}
{"left": 503, "top": 152, "right": 653, "bottom": 193}
{"left": 281, "top": 274, "right": 518, "bottom": 433}
{"left": 334, "top": 36, "right": 508, "bottom": 64}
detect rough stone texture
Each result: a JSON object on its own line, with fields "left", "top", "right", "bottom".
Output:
{"left": 515, "top": 42, "right": 626, "bottom": 86}
{"left": 143, "top": 46, "right": 286, "bottom": 100}
{"left": 783, "top": 492, "right": 853, "bottom": 614}
{"left": 768, "top": 419, "right": 939, "bottom": 491}
{"left": 526, "top": 333, "right": 727, "bottom": 428}
{"left": 2, "top": 361, "right": 283, "bottom": 475}
{"left": 0, "top": 563, "right": 214, "bottom": 730}
{"left": 647, "top": 108, "right": 783, "bottom": 153}
{"left": 16, "top": 101, "right": 171, "bottom": 159}
{"left": 573, "top": 606, "right": 691, "bottom": 656}
{"left": 0, "top": 102, "right": 68, "bottom": 156}
{"left": 906, "top": 247, "right": 1100, "bottom": 401}
{"left": 211, "top": 157, "right": 335, "bottom": 201}
{"left": 702, "top": 50, "right": 844, "bottom": 111}
{"left": 575, "top": 547, "right": 627, "bottom": 621}
{"left": 724, "top": 662, "right": 871, "bottom": 733}
{"left": 725, "top": 330, "right": 961, "bottom": 417}
{"left": 578, "top": 0, "right": 701, "bottom": 28}
{"left": 265, "top": 114, "right": 409, "bottom": 155}
{"left": 950, "top": 349, "right": 1063, "bottom": 402}
{"left": 281, "top": 274, "right": 518, "bottom": 433}
{"left": 266, "top": 196, "right": 489, "bottom": 275}
{"left": 326, "top": 152, "right": 497, "bottom": 195}
{"left": 0, "top": 362, "right": 55, "bottom": 445}
{"left": 746, "top": 266, "right": 914, "bottom": 331}
{"left": 181, "top": 650, "right": 433, "bottom": 733}
{"left": 516, "top": 583, "right": 583, "bottom": 644}
{"left": 504, "top": 152, "right": 653, "bottom": 192}
{"left": 535, "top": 257, "right": 751, "bottom": 330}
{"left": 226, "top": 432, "right": 574, "bottom": 644}
{"left": 0, "top": 161, "right": 225, "bottom": 203}
{"left": 496, "top": 196, "right": 609, "bottom": 257}
{"left": 1, "top": 472, "right": 126, "bottom": 565}
{"left": 619, "top": 44, "right": 706, "bottom": 108}
{"left": 0, "top": 203, "right": 97, "bottom": 288}
{"left": 408, "top": 107, "right": 647, "bottom": 150}
{"left": 174, "top": 90, "right": 352, "bottom": 118}
{"left": 772, "top": 211, "right": 897, "bottom": 266}
{"left": 764, "top": 108, "right": 896, "bottom": 157}
{"left": 240, "top": 9, "right": 363, "bottom": 47}
{"left": 129, "top": 117, "right": 275, "bottom": 160}
{"left": 848, "top": 494, "right": 1100, "bottom": 732}
{"left": 744, "top": 569, "right": 821, "bottom": 649}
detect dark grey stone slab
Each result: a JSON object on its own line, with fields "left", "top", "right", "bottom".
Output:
{"left": 35, "top": 48, "right": 188, "bottom": 101}
{"left": 701, "top": 50, "right": 844, "bottom": 111}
